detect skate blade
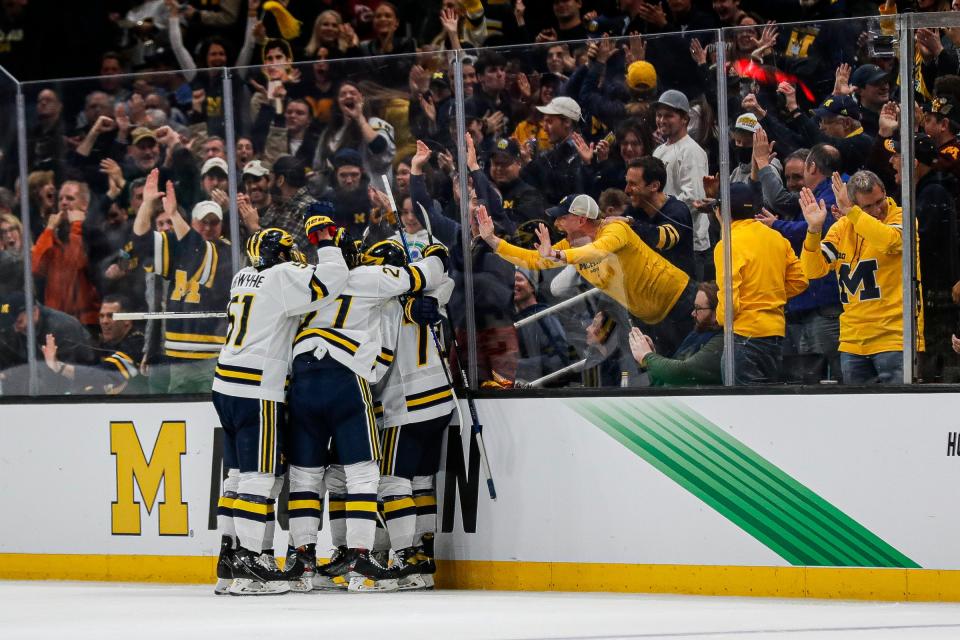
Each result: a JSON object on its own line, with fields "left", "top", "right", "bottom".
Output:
{"left": 228, "top": 578, "right": 291, "bottom": 596}
{"left": 312, "top": 574, "right": 349, "bottom": 591}
{"left": 347, "top": 576, "right": 399, "bottom": 592}
{"left": 214, "top": 578, "right": 234, "bottom": 595}
{"left": 398, "top": 574, "right": 430, "bottom": 591}
{"left": 288, "top": 574, "right": 315, "bottom": 593}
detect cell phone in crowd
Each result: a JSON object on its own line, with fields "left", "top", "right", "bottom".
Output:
{"left": 602, "top": 131, "right": 617, "bottom": 146}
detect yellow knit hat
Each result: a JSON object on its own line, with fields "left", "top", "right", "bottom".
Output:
{"left": 626, "top": 61, "right": 657, "bottom": 91}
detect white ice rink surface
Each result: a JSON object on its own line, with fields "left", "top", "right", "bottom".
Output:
{"left": 3, "top": 582, "right": 960, "bottom": 640}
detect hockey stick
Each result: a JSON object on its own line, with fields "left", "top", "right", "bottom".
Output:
{"left": 513, "top": 288, "right": 601, "bottom": 329}
{"left": 113, "top": 311, "right": 228, "bottom": 320}
{"left": 527, "top": 358, "right": 588, "bottom": 388}
{"left": 381, "top": 176, "right": 497, "bottom": 500}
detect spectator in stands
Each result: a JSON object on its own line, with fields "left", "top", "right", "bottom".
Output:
{"left": 303, "top": 10, "right": 348, "bottom": 59}
{"left": 29, "top": 89, "right": 64, "bottom": 173}
{"left": 314, "top": 81, "right": 396, "bottom": 186}
{"left": 714, "top": 183, "right": 808, "bottom": 384}
{"left": 321, "top": 148, "right": 374, "bottom": 238}
{"left": 799, "top": 171, "right": 910, "bottom": 384}
{"left": 466, "top": 51, "right": 517, "bottom": 139}
{"left": 238, "top": 159, "right": 272, "bottom": 220}
{"left": 629, "top": 281, "right": 723, "bottom": 386}
{"left": 131, "top": 170, "right": 230, "bottom": 393}
{"left": 0, "top": 291, "right": 95, "bottom": 394}
{"left": 242, "top": 155, "right": 316, "bottom": 251}
{"left": 0, "top": 213, "right": 23, "bottom": 296}
{"left": 730, "top": 113, "right": 780, "bottom": 183}
{"left": 922, "top": 95, "right": 960, "bottom": 172}
{"left": 200, "top": 157, "right": 229, "bottom": 211}
{"left": 25, "top": 170, "right": 57, "bottom": 238}
{"left": 599, "top": 188, "right": 629, "bottom": 218}
{"left": 31, "top": 181, "right": 102, "bottom": 333}
{"left": 124, "top": 126, "right": 163, "bottom": 178}
{"left": 235, "top": 136, "right": 256, "bottom": 172}
{"left": 844, "top": 64, "right": 891, "bottom": 138}
{"left": 888, "top": 135, "right": 959, "bottom": 382}
{"left": 757, "top": 142, "right": 843, "bottom": 384}
{"left": 41, "top": 294, "right": 146, "bottom": 394}
{"left": 652, "top": 90, "right": 709, "bottom": 279}
{"left": 624, "top": 156, "right": 695, "bottom": 278}
{"left": 358, "top": 2, "right": 416, "bottom": 88}
{"left": 590, "top": 117, "right": 656, "bottom": 195}
{"left": 201, "top": 136, "right": 227, "bottom": 162}
{"left": 513, "top": 268, "right": 576, "bottom": 385}
{"left": 521, "top": 96, "right": 589, "bottom": 205}
{"left": 779, "top": 88, "right": 873, "bottom": 175}
{"left": 478, "top": 192, "right": 696, "bottom": 356}
{"left": 537, "top": 0, "right": 588, "bottom": 43}
{"left": 488, "top": 138, "right": 545, "bottom": 228}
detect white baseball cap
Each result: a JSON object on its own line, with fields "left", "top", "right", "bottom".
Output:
{"left": 734, "top": 112, "right": 760, "bottom": 133}
{"left": 546, "top": 194, "right": 600, "bottom": 220}
{"left": 192, "top": 200, "right": 223, "bottom": 221}
{"left": 536, "top": 96, "right": 582, "bottom": 122}
{"left": 242, "top": 159, "right": 270, "bottom": 177}
{"left": 201, "top": 157, "right": 229, "bottom": 176}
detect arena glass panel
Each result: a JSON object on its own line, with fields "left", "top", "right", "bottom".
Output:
{"left": 447, "top": 29, "right": 724, "bottom": 392}
{"left": 718, "top": 14, "right": 920, "bottom": 388}
{"left": 902, "top": 11, "right": 960, "bottom": 384}
{"left": 10, "top": 68, "right": 237, "bottom": 397}
{"left": 0, "top": 68, "right": 28, "bottom": 394}
{"left": 228, "top": 46, "right": 481, "bottom": 389}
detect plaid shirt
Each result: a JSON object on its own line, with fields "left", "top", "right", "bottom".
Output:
{"left": 259, "top": 186, "right": 317, "bottom": 257}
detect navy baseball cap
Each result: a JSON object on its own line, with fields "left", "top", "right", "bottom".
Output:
{"left": 0, "top": 291, "right": 28, "bottom": 328}
{"left": 883, "top": 134, "right": 938, "bottom": 166}
{"left": 813, "top": 95, "right": 862, "bottom": 121}
{"left": 729, "top": 183, "right": 760, "bottom": 218}
{"left": 490, "top": 137, "right": 520, "bottom": 161}
{"left": 851, "top": 64, "right": 890, "bottom": 88}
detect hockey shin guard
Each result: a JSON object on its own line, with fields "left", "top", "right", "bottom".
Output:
{"left": 380, "top": 475, "right": 416, "bottom": 550}
{"left": 288, "top": 465, "right": 325, "bottom": 548}
{"left": 343, "top": 460, "right": 379, "bottom": 550}
{"left": 217, "top": 468, "right": 240, "bottom": 545}
{"left": 412, "top": 475, "right": 437, "bottom": 544}
{"left": 326, "top": 465, "right": 348, "bottom": 547}
{"left": 233, "top": 472, "right": 277, "bottom": 554}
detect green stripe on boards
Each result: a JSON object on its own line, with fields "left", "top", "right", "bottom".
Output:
{"left": 660, "top": 400, "right": 917, "bottom": 569}
{"left": 574, "top": 401, "right": 816, "bottom": 566}
{"left": 567, "top": 398, "right": 919, "bottom": 569}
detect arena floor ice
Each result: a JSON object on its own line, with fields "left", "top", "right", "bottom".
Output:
{"left": 3, "top": 582, "right": 960, "bottom": 639}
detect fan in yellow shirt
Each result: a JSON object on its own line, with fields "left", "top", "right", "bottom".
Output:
{"left": 713, "top": 184, "right": 808, "bottom": 385}
{"left": 799, "top": 170, "right": 921, "bottom": 384}
{"left": 477, "top": 194, "right": 696, "bottom": 356}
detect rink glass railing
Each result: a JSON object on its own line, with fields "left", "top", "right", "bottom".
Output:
{"left": 2, "top": 11, "right": 959, "bottom": 396}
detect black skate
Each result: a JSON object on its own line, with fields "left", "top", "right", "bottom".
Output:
{"left": 228, "top": 547, "right": 291, "bottom": 596}
{"left": 346, "top": 549, "right": 399, "bottom": 593}
{"left": 395, "top": 546, "right": 432, "bottom": 591}
{"left": 313, "top": 545, "right": 349, "bottom": 591}
{"left": 214, "top": 535, "right": 235, "bottom": 595}
{"left": 285, "top": 544, "right": 314, "bottom": 593}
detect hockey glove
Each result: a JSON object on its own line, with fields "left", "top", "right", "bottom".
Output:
{"left": 404, "top": 295, "right": 441, "bottom": 326}
{"left": 305, "top": 214, "right": 338, "bottom": 246}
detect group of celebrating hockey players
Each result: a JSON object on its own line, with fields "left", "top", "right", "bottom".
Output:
{"left": 209, "top": 186, "right": 455, "bottom": 595}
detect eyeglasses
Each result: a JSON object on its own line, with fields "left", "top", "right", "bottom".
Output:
{"left": 693, "top": 306, "right": 712, "bottom": 312}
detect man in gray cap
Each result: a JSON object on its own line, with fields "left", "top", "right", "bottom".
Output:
{"left": 652, "top": 89, "right": 710, "bottom": 280}
{"left": 520, "top": 96, "right": 590, "bottom": 206}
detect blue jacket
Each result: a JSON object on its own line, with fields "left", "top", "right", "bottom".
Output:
{"left": 771, "top": 177, "right": 840, "bottom": 314}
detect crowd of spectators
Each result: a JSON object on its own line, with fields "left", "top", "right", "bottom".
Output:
{"left": 1, "top": 0, "right": 960, "bottom": 394}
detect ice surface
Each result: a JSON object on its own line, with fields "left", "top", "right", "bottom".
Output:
{"left": 2, "top": 581, "right": 960, "bottom": 639}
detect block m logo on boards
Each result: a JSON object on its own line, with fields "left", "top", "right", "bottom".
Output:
{"left": 111, "top": 421, "right": 189, "bottom": 536}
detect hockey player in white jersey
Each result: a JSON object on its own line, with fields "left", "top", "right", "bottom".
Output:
{"left": 376, "top": 241, "right": 454, "bottom": 590}
{"left": 212, "top": 224, "right": 348, "bottom": 596}
{"left": 285, "top": 225, "right": 447, "bottom": 593}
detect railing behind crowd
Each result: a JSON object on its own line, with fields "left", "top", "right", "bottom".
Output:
{"left": 1, "top": 11, "right": 959, "bottom": 397}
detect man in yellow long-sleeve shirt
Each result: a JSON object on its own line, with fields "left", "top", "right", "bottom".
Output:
{"left": 799, "top": 170, "right": 920, "bottom": 384}
{"left": 477, "top": 194, "right": 696, "bottom": 356}
{"left": 714, "top": 184, "right": 808, "bottom": 385}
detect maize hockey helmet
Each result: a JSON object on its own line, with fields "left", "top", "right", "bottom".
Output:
{"left": 246, "top": 227, "right": 298, "bottom": 270}
{"left": 360, "top": 239, "right": 407, "bottom": 267}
